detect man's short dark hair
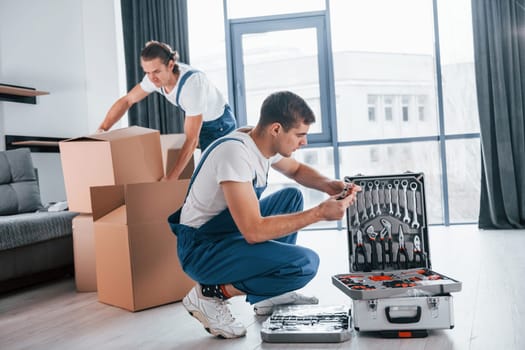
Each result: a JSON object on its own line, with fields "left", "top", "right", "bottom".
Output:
{"left": 258, "top": 91, "right": 316, "bottom": 131}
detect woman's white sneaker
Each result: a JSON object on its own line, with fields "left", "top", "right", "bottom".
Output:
{"left": 253, "top": 291, "right": 319, "bottom": 316}
{"left": 182, "top": 285, "right": 246, "bottom": 338}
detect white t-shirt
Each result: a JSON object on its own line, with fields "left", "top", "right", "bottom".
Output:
{"left": 180, "top": 130, "right": 283, "bottom": 228}
{"left": 140, "top": 63, "right": 227, "bottom": 122}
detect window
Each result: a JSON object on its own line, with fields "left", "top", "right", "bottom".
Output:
{"left": 384, "top": 95, "right": 394, "bottom": 122}
{"left": 187, "top": 0, "right": 481, "bottom": 225}
{"left": 402, "top": 95, "right": 410, "bottom": 121}
{"left": 370, "top": 147, "right": 379, "bottom": 162}
{"left": 368, "top": 95, "right": 377, "bottom": 121}
{"left": 418, "top": 95, "right": 426, "bottom": 121}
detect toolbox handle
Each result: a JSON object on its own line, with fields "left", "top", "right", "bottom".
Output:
{"left": 385, "top": 306, "right": 422, "bottom": 324}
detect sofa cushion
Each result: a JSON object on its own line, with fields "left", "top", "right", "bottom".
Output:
{"left": 0, "top": 148, "right": 43, "bottom": 215}
{"left": 0, "top": 211, "right": 77, "bottom": 251}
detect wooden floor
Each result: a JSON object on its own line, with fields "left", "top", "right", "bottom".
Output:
{"left": 1, "top": 225, "right": 524, "bottom": 350}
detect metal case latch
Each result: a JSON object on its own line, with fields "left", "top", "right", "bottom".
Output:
{"left": 427, "top": 297, "right": 440, "bottom": 318}
{"left": 367, "top": 299, "right": 378, "bottom": 319}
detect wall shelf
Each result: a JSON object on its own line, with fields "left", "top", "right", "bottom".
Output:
{"left": 0, "top": 84, "right": 49, "bottom": 104}
{"left": 6, "top": 135, "right": 66, "bottom": 153}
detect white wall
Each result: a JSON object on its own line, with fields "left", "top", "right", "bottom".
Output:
{"left": 0, "top": 0, "right": 126, "bottom": 204}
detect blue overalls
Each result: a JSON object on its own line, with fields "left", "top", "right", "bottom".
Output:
{"left": 168, "top": 137, "right": 320, "bottom": 304}
{"left": 175, "top": 70, "right": 237, "bottom": 150}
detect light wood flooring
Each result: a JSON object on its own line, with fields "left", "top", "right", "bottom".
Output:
{"left": 1, "top": 225, "right": 524, "bottom": 350}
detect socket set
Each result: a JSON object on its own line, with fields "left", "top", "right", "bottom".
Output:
{"left": 260, "top": 305, "right": 352, "bottom": 343}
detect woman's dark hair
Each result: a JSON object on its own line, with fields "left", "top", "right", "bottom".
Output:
{"left": 141, "top": 40, "right": 180, "bottom": 74}
{"left": 258, "top": 91, "right": 316, "bottom": 131}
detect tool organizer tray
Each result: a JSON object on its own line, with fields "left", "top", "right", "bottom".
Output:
{"left": 332, "top": 172, "right": 462, "bottom": 300}
{"left": 332, "top": 268, "right": 461, "bottom": 300}
{"left": 260, "top": 305, "right": 352, "bottom": 343}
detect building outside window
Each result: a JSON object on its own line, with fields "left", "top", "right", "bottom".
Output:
{"left": 402, "top": 95, "right": 410, "bottom": 121}
{"left": 187, "top": 0, "right": 480, "bottom": 225}
{"left": 368, "top": 95, "right": 377, "bottom": 121}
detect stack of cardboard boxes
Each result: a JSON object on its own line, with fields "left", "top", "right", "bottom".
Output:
{"left": 59, "top": 126, "right": 195, "bottom": 311}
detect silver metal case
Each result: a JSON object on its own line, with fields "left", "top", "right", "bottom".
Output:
{"left": 331, "top": 172, "right": 461, "bottom": 336}
{"left": 260, "top": 305, "right": 352, "bottom": 343}
{"left": 352, "top": 294, "right": 454, "bottom": 335}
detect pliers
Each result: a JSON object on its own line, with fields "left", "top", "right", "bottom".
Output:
{"left": 379, "top": 218, "right": 393, "bottom": 269}
{"left": 411, "top": 235, "right": 426, "bottom": 267}
{"left": 365, "top": 225, "right": 379, "bottom": 270}
{"left": 353, "top": 229, "right": 370, "bottom": 272}
{"left": 395, "top": 226, "right": 410, "bottom": 269}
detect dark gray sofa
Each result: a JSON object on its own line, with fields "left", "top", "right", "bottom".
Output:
{"left": 0, "top": 148, "right": 77, "bottom": 293}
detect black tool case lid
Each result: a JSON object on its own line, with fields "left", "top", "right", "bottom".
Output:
{"left": 332, "top": 172, "right": 462, "bottom": 300}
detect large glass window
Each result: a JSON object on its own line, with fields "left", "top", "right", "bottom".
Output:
{"left": 437, "top": 0, "right": 479, "bottom": 135}
{"left": 330, "top": 0, "right": 439, "bottom": 142}
{"left": 339, "top": 141, "right": 444, "bottom": 224}
{"left": 187, "top": 0, "right": 228, "bottom": 100}
{"left": 187, "top": 0, "right": 481, "bottom": 226}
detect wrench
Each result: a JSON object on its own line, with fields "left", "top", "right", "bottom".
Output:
{"left": 401, "top": 180, "right": 411, "bottom": 223}
{"left": 393, "top": 180, "right": 401, "bottom": 217}
{"left": 374, "top": 180, "right": 381, "bottom": 216}
{"left": 410, "top": 182, "right": 420, "bottom": 229}
{"left": 387, "top": 183, "right": 394, "bottom": 215}
{"left": 381, "top": 182, "right": 387, "bottom": 209}
{"left": 367, "top": 182, "right": 375, "bottom": 218}
{"left": 360, "top": 181, "right": 369, "bottom": 222}
{"left": 352, "top": 194, "right": 360, "bottom": 227}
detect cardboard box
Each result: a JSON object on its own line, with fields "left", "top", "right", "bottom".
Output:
{"left": 160, "top": 133, "right": 196, "bottom": 179}
{"left": 90, "top": 180, "right": 194, "bottom": 312}
{"left": 72, "top": 214, "right": 97, "bottom": 292}
{"left": 59, "top": 126, "right": 164, "bottom": 213}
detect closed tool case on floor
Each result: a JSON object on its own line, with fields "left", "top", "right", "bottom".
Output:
{"left": 332, "top": 172, "right": 462, "bottom": 337}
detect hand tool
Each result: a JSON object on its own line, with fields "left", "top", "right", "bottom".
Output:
{"left": 367, "top": 182, "right": 375, "bottom": 218}
{"left": 393, "top": 180, "right": 402, "bottom": 217}
{"left": 411, "top": 235, "right": 425, "bottom": 267}
{"left": 365, "top": 225, "right": 379, "bottom": 269}
{"left": 387, "top": 183, "right": 394, "bottom": 215}
{"left": 336, "top": 182, "right": 351, "bottom": 199}
{"left": 352, "top": 195, "right": 360, "bottom": 227}
{"left": 381, "top": 182, "right": 387, "bottom": 209}
{"left": 395, "top": 225, "right": 410, "bottom": 269}
{"left": 353, "top": 229, "right": 369, "bottom": 271}
{"left": 360, "top": 181, "right": 368, "bottom": 222}
{"left": 410, "top": 182, "right": 420, "bottom": 229}
{"left": 374, "top": 180, "right": 381, "bottom": 216}
{"left": 401, "top": 180, "right": 411, "bottom": 223}
{"left": 379, "top": 218, "right": 393, "bottom": 268}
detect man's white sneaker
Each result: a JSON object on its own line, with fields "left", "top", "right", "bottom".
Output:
{"left": 253, "top": 291, "right": 319, "bottom": 316}
{"left": 182, "top": 285, "right": 247, "bottom": 338}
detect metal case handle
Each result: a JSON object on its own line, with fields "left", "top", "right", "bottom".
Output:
{"left": 385, "top": 306, "right": 422, "bottom": 324}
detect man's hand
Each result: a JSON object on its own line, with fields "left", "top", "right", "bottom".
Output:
{"left": 316, "top": 183, "right": 361, "bottom": 221}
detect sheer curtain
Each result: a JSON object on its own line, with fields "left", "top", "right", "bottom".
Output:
{"left": 472, "top": 0, "right": 525, "bottom": 228}
{"left": 120, "top": 0, "right": 189, "bottom": 134}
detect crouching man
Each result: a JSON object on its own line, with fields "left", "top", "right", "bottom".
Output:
{"left": 168, "top": 91, "right": 359, "bottom": 338}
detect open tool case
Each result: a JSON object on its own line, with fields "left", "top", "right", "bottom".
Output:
{"left": 331, "top": 172, "right": 462, "bottom": 338}
{"left": 260, "top": 305, "right": 352, "bottom": 343}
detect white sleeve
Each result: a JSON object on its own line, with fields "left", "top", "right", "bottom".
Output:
{"left": 139, "top": 75, "right": 158, "bottom": 93}
{"left": 214, "top": 142, "right": 254, "bottom": 184}
{"left": 178, "top": 73, "right": 207, "bottom": 116}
